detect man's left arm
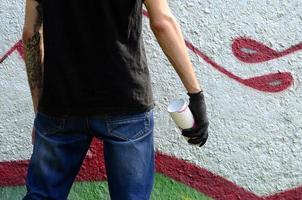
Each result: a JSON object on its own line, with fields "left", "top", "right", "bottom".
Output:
{"left": 22, "top": 0, "right": 43, "bottom": 114}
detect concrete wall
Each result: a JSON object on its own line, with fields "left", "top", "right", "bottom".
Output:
{"left": 1, "top": 0, "right": 302, "bottom": 199}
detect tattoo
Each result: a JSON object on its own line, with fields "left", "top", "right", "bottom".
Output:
{"left": 24, "top": 32, "right": 43, "bottom": 91}
{"left": 24, "top": 3, "right": 43, "bottom": 92}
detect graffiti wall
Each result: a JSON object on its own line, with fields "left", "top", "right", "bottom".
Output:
{"left": 1, "top": 0, "right": 302, "bottom": 199}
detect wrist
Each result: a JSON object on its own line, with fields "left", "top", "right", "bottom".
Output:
{"left": 187, "top": 88, "right": 202, "bottom": 94}
{"left": 187, "top": 90, "right": 203, "bottom": 97}
{"left": 187, "top": 91, "right": 206, "bottom": 104}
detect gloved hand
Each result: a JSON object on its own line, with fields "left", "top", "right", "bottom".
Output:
{"left": 181, "top": 91, "right": 209, "bottom": 147}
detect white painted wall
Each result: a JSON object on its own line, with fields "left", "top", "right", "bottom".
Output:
{"left": 0, "top": 0, "right": 34, "bottom": 162}
{"left": 1, "top": 0, "right": 301, "bottom": 196}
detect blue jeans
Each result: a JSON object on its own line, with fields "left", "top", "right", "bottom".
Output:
{"left": 23, "top": 109, "right": 154, "bottom": 200}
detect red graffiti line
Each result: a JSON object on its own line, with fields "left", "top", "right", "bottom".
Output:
{"left": 143, "top": 10, "right": 299, "bottom": 93}
{"left": 232, "top": 37, "right": 302, "bottom": 63}
{"left": 2, "top": 14, "right": 302, "bottom": 93}
{"left": 185, "top": 41, "right": 294, "bottom": 93}
{"left": 187, "top": 38, "right": 299, "bottom": 92}
{"left": 0, "top": 139, "right": 302, "bottom": 200}
{"left": 0, "top": 40, "right": 24, "bottom": 64}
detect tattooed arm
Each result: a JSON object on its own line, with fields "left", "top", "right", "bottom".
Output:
{"left": 22, "top": 0, "right": 43, "bottom": 114}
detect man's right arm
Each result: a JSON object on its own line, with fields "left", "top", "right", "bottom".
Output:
{"left": 144, "top": 0, "right": 202, "bottom": 94}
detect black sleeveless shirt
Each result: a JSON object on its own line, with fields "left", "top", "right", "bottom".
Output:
{"left": 37, "top": 0, "right": 155, "bottom": 116}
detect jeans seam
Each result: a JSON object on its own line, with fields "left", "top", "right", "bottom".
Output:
{"left": 109, "top": 110, "right": 148, "bottom": 123}
{"left": 107, "top": 119, "right": 129, "bottom": 141}
{"left": 107, "top": 116, "right": 146, "bottom": 124}
{"left": 48, "top": 119, "right": 66, "bottom": 135}
{"left": 35, "top": 113, "right": 66, "bottom": 135}
{"left": 131, "top": 111, "right": 149, "bottom": 139}
{"left": 106, "top": 111, "right": 150, "bottom": 141}
{"left": 105, "top": 120, "right": 128, "bottom": 141}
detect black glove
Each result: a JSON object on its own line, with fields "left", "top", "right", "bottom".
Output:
{"left": 181, "top": 91, "right": 209, "bottom": 147}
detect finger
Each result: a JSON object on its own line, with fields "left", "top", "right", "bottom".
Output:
{"left": 187, "top": 131, "right": 208, "bottom": 147}
{"left": 182, "top": 128, "right": 200, "bottom": 138}
{"left": 198, "top": 131, "right": 208, "bottom": 147}
{"left": 188, "top": 136, "right": 204, "bottom": 144}
{"left": 182, "top": 124, "right": 207, "bottom": 138}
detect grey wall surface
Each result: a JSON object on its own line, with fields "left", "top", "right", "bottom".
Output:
{"left": 1, "top": 0, "right": 301, "bottom": 197}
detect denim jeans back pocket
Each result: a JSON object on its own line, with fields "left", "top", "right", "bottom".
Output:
{"left": 106, "top": 110, "right": 153, "bottom": 141}
{"left": 34, "top": 112, "right": 66, "bottom": 135}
